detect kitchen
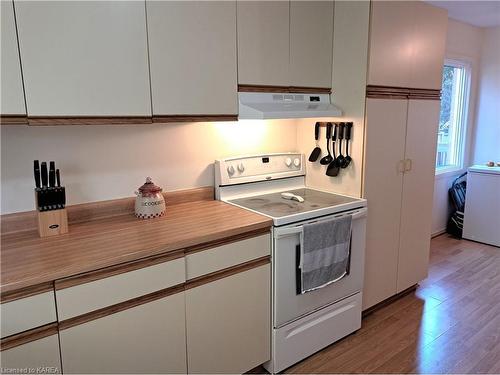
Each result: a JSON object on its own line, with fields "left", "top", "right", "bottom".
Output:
{"left": 1, "top": 1, "right": 499, "bottom": 374}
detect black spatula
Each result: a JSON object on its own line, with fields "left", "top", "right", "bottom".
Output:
{"left": 319, "top": 123, "right": 333, "bottom": 165}
{"left": 308, "top": 122, "right": 322, "bottom": 162}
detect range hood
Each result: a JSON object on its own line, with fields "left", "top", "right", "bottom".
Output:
{"left": 238, "top": 92, "right": 342, "bottom": 120}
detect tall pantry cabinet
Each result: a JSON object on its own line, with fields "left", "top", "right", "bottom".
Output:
{"left": 362, "top": 1, "right": 447, "bottom": 309}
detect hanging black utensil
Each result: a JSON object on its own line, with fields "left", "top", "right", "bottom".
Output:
{"left": 342, "top": 122, "right": 353, "bottom": 168}
{"left": 326, "top": 123, "right": 340, "bottom": 176}
{"left": 308, "top": 122, "right": 322, "bottom": 162}
{"left": 336, "top": 123, "right": 346, "bottom": 167}
{"left": 319, "top": 122, "right": 333, "bottom": 165}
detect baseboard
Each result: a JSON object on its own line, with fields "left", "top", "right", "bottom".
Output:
{"left": 362, "top": 284, "right": 418, "bottom": 317}
{"left": 432, "top": 228, "right": 447, "bottom": 238}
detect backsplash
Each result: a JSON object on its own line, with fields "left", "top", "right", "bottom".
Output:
{"left": 0, "top": 120, "right": 297, "bottom": 214}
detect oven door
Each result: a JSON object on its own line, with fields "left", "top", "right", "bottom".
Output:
{"left": 273, "top": 207, "right": 367, "bottom": 328}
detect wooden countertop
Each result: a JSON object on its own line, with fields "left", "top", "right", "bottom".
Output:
{"left": 0, "top": 200, "right": 272, "bottom": 294}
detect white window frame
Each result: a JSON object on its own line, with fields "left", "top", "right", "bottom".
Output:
{"left": 435, "top": 58, "right": 471, "bottom": 176}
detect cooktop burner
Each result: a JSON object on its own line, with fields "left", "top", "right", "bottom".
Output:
{"left": 229, "top": 188, "right": 360, "bottom": 219}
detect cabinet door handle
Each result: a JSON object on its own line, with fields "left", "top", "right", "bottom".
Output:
{"left": 397, "top": 160, "right": 405, "bottom": 174}
{"left": 404, "top": 158, "right": 412, "bottom": 172}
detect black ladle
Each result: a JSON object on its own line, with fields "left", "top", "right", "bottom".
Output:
{"left": 319, "top": 122, "right": 333, "bottom": 165}
{"left": 326, "top": 123, "right": 340, "bottom": 176}
{"left": 342, "top": 122, "right": 353, "bottom": 168}
{"left": 308, "top": 122, "right": 322, "bottom": 162}
{"left": 336, "top": 122, "right": 346, "bottom": 167}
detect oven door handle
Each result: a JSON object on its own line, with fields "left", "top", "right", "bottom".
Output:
{"left": 274, "top": 207, "right": 367, "bottom": 239}
{"left": 275, "top": 226, "right": 304, "bottom": 238}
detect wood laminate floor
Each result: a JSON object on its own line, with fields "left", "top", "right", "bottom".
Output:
{"left": 263, "top": 235, "right": 500, "bottom": 374}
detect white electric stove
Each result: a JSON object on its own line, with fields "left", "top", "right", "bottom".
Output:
{"left": 215, "top": 153, "right": 367, "bottom": 373}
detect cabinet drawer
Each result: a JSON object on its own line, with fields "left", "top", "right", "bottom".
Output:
{"left": 56, "top": 255, "right": 185, "bottom": 320}
{"left": 186, "top": 234, "right": 270, "bottom": 279}
{"left": 1, "top": 333, "right": 61, "bottom": 373}
{"left": 1, "top": 292, "right": 57, "bottom": 338}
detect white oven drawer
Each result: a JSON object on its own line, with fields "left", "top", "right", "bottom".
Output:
{"left": 273, "top": 208, "right": 366, "bottom": 327}
{"left": 266, "top": 292, "right": 362, "bottom": 374}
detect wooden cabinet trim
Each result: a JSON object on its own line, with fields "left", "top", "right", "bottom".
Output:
{"left": 152, "top": 115, "right": 237, "bottom": 123}
{"left": 366, "top": 85, "right": 441, "bottom": 100}
{"left": 184, "top": 227, "right": 270, "bottom": 255}
{"left": 185, "top": 255, "right": 270, "bottom": 289}
{"left": 1, "top": 282, "right": 54, "bottom": 304}
{"left": 0, "top": 322, "right": 58, "bottom": 351}
{"left": 238, "top": 84, "right": 331, "bottom": 94}
{"left": 408, "top": 90, "right": 442, "bottom": 100}
{"left": 27, "top": 116, "right": 152, "bottom": 126}
{"left": 54, "top": 250, "right": 184, "bottom": 291}
{"left": 0, "top": 115, "right": 28, "bottom": 125}
{"left": 58, "top": 284, "right": 184, "bottom": 331}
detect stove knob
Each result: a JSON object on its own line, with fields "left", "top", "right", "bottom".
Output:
{"left": 237, "top": 163, "right": 245, "bottom": 173}
{"left": 293, "top": 158, "right": 301, "bottom": 167}
{"left": 227, "top": 165, "right": 235, "bottom": 176}
{"left": 285, "top": 157, "right": 292, "bottom": 167}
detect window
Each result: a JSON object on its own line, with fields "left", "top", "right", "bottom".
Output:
{"left": 436, "top": 60, "right": 471, "bottom": 173}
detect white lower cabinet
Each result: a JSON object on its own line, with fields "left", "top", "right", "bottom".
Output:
{"left": 59, "top": 292, "right": 187, "bottom": 374}
{"left": 1, "top": 334, "right": 61, "bottom": 374}
{"left": 186, "top": 264, "right": 271, "bottom": 374}
{"left": 363, "top": 98, "right": 440, "bottom": 309}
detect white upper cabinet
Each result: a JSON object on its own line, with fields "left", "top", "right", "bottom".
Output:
{"left": 237, "top": 1, "right": 290, "bottom": 87}
{"left": 368, "top": 1, "right": 447, "bottom": 90}
{"left": 289, "top": 1, "right": 334, "bottom": 88}
{"left": 14, "top": 1, "right": 151, "bottom": 117}
{"left": 409, "top": 2, "right": 447, "bottom": 90}
{"left": 367, "top": 1, "right": 414, "bottom": 88}
{"left": 237, "top": 1, "right": 334, "bottom": 89}
{"left": 147, "top": 1, "right": 237, "bottom": 116}
{"left": 1, "top": 0, "right": 25, "bottom": 116}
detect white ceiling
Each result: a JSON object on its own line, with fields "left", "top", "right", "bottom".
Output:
{"left": 425, "top": 1, "right": 500, "bottom": 28}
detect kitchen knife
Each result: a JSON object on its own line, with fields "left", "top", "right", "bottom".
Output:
{"left": 56, "top": 169, "right": 61, "bottom": 187}
{"left": 49, "top": 161, "right": 56, "bottom": 187}
{"left": 34, "top": 160, "right": 41, "bottom": 189}
{"left": 41, "top": 162, "right": 48, "bottom": 188}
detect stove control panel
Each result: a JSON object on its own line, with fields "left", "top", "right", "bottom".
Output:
{"left": 215, "top": 153, "right": 305, "bottom": 186}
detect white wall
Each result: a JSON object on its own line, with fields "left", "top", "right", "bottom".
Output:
{"left": 0, "top": 120, "right": 297, "bottom": 214}
{"left": 296, "top": 1, "right": 370, "bottom": 198}
{"left": 431, "top": 19, "right": 484, "bottom": 235}
{"left": 472, "top": 26, "right": 500, "bottom": 165}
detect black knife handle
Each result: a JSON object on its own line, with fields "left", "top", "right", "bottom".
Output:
{"left": 41, "top": 162, "right": 48, "bottom": 187}
{"left": 56, "top": 169, "right": 61, "bottom": 187}
{"left": 34, "top": 160, "right": 41, "bottom": 189}
{"left": 314, "top": 122, "right": 320, "bottom": 140}
{"left": 49, "top": 161, "right": 56, "bottom": 187}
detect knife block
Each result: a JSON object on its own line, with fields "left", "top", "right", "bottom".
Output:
{"left": 37, "top": 209, "right": 68, "bottom": 237}
{"left": 35, "top": 189, "right": 68, "bottom": 237}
